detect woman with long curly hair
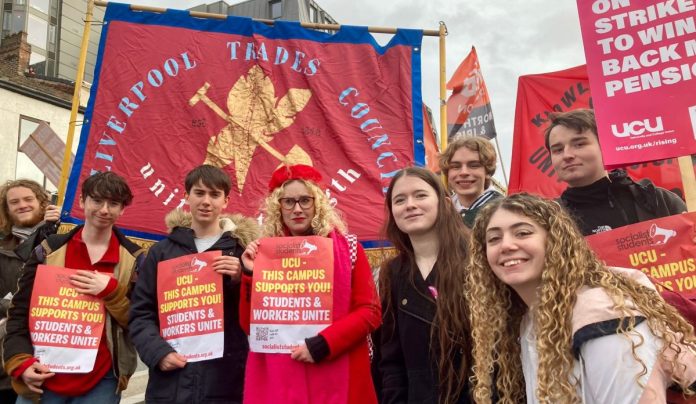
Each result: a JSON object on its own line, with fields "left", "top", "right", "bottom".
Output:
{"left": 380, "top": 167, "right": 472, "bottom": 404}
{"left": 239, "top": 164, "right": 381, "bottom": 404}
{"left": 467, "top": 193, "right": 696, "bottom": 404}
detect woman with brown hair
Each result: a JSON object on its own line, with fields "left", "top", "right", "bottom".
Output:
{"left": 467, "top": 193, "right": 696, "bottom": 404}
{"left": 380, "top": 166, "right": 472, "bottom": 404}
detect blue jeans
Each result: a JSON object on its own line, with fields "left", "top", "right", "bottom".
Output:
{"left": 16, "top": 372, "right": 120, "bottom": 404}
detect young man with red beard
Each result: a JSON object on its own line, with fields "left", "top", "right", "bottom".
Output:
{"left": 0, "top": 179, "right": 60, "bottom": 403}
{"left": 3, "top": 172, "right": 144, "bottom": 403}
{"left": 439, "top": 136, "right": 503, "bottom": 228}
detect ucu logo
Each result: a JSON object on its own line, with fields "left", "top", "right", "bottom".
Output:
{"left": 611, "top": 117, "right": 664, "bottom": 138}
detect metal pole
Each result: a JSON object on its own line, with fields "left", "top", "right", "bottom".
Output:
{"left": 57, "top": 0, "right": 94, "bottom": 206}
{"left": 438, "top": 22, "right": 447, "bottom": 153}
{"left": 493, "top": 137, "right": 509, "bottom": 188}
{"left": 92, "top": 1, "right": 440, "bottom": 36}
{"left": 678, "top": 155, "right": 696, "bottom": 211}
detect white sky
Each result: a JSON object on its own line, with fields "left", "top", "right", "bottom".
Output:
{"left": 122, "top": 0, "right": 588, "bottom": 186}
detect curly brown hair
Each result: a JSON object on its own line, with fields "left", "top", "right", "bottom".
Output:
{"left": 467, "top": 193, "right": 696, "bottom": 404}
{"left": 381, "top": 167, "right": 472, "bottom": 403}
{"left": 0, "top": 179, "right": 50, "bottom": 234}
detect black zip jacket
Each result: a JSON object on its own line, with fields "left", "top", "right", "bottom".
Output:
{"left": 129, "top": 226, "right": 248, "bottom": 404}
{"left": 379, "top": 254, "right": 471, "bottom": 404}
{"left": 560, "top": 169, "right": 686, "bottom": 236}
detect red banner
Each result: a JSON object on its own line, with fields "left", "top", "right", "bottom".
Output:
{"left": 509, "top": 64, "right": 688, "bottom": 199}
{"left": 63, "top": 4, "right": 424, "bottom": 242}
{"left": 576, "top": 0, "right": 696, "bottom": 167}
{"left": 157, "top": 251, "right": 224, "bottom": 362}
{"left": 446, "top": 46, "right": 497, "bottom": 139}
{"left": 586, "top": 213, "right": 696, "bottom": 298}
{"left": 249, "top": 236, "right": 334, "bottom": 353}
{"left": 29, "top": 265, "right": 106, "bottom": 373}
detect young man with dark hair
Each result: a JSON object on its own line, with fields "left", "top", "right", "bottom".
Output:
{"left": 129, "top": 164, "right": 258, "bottom": 403}
{"left": 3, "top": 172, "right": 144, "bottom": 403}
{"left": 439, "top": 136, "right": 503, "bottom": 227}
{"left": 545, "top": 108, "right": 686, "bottom": 235}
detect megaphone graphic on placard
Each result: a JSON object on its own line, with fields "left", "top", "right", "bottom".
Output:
{"left": 300, "top": 240, "right": 318, "bottom": 255}
{"left": 649, "top": 223, "right": 677, "bottom": 245}
{"left": 191, "top": 257, "right": 208, "bottom": 272}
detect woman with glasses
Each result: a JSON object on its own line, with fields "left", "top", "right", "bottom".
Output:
{"left": 239, "top": 164, "right": 381, "bottom": 404}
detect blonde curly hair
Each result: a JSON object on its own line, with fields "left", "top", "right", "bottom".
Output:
{"left": 261, "top": 179, "right": 346, "bottom": 237}
{"left": 466, "top": 193, "right": 696, "bottom": 404}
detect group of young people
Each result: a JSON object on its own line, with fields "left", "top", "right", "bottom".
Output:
{"left": 0, "top": 107, "right": 694, "bottom": 403}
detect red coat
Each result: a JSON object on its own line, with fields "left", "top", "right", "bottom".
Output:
{"left": 240, "top": 237, "right": 381, "bottom": 404}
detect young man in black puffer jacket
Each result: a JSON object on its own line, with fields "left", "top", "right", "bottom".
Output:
{"left": 129, "top": 165, "right": 258, "bottom": 404}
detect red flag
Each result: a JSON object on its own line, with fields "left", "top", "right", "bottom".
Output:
{"left": 422, "top": 104, "right": 440, "bottom": 173}
{"left": 446, "top": 47, "right": 496, "bottom": 139}
{"left": 509, "top": 65, "right": 687, "bottom": 200}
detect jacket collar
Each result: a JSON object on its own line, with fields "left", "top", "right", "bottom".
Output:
{"left": 168, "top": 226, "right": 238, "bottom": 252}
{"left": 42, "top": 225, "right": 143, "bottom": 258}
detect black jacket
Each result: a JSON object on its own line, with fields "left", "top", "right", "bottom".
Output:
{"left": 560, "top": 170, "right": 686, "bottom": 236}
{"left": 0, "top": 222, "right": 56, "bottom": 392}
{"left": 129, "top": 226, "right": 248, "bottom": 404}
{"left": 379, "top": 255, "right": 470, "bottom": 404}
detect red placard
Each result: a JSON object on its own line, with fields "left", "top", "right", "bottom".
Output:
{"left": 586, "top": 212, "right": 696, "bottom": 297}
{"left": 576, "top": 0, "right": 696, "bottom": 167}
{"left": 249, "top": 236, "right": 334, "bottom": 353}
{"left": 157, "top": 251, "right": 224, "bottom": 362}
{"left": 29, "top": 265, "right": 106, "bottom": 373}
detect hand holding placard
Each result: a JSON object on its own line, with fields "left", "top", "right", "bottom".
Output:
{"left": 20, "top": 362, "right": 54, "bottom": 394}
{"left": 212, "top": 255, "right": 242, "bottom": 281}
{"left": 158, "top": 351, "right": 187, "bottom": 372}
{"left": 290, "top": 344, "right": 315, "bottom": 363}
{"left": 69, "top": 270, "right": 111, "bottom": 296}
{"left": 242, "top": 240, "right": 261, "bottom": 273}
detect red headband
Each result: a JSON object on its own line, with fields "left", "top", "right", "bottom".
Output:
{"left": 268, "top": 165, "right": 323, "bottom": 192}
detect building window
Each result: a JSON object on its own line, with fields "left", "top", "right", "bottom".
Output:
{"left": 29, "top": 0, "right": 48, "bottom": 14}
{"left": 49, "top": 0, "right": 56, "bottom": 18}
{"left": 3, "top": 11, "right": 11, "bottom": 31}
{"left": 309, "top": 5, "right": 316, "bottom": 22}
{"left": 26, "top": 13, "right": 46, "bottom": 49}
{"left": 46, "top": 57, "right": 54, "bottom": 75}
{"left": 270, "top": 0, "right": 281, "bottom": 19}
{"left": 29, "top": 51, "right": 45, "bottom": 74}
{"left": 16, "top": 116, "right": 49, "bottom": 189}
{"left": 10, "top": 10, "right": 24, "bottom": 34}
{"left": 15, "top": 0, "right": 25, "bottom": 5}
